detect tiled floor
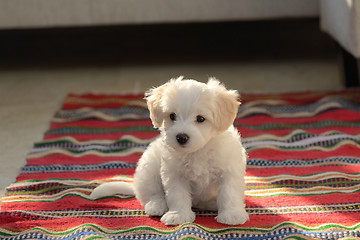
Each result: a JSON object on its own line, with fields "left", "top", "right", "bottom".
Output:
{"left": 0, "top": 20, "right": 345, "bottom": 196}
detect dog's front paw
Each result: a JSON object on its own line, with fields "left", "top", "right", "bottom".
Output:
{"left": 216, "top": 208, "right": 249, "bottom": 225}
{"left": 144, "top": 198, "right": 168, "bottom": 216}
{"left": 160, "top": 210, "right": 195, "bottom": 226}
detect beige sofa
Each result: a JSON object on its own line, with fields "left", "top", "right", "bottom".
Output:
{"left": 0, "top": 0, "right": 359, "bottom": 85}
{"left": 0, "top": 0, "right": 320, "bottom": 28}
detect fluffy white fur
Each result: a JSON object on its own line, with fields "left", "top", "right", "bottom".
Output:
{"left": 90, "top": 77, "right": 249, "bottom": 226}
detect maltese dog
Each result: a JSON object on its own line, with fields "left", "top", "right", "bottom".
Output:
{"left": 90, "top": 77, "right": 249, "bottom": 226}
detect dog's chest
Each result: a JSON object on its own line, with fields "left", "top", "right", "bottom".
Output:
{"left": 182, "top": 154, "right": 220, "bottom": 187}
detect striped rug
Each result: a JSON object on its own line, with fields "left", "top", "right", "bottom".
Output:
{"left": 1, "top": 90, "right": 360, "bottom": 239}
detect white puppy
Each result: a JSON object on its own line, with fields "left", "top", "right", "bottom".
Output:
{"left": 90, "top": 77, "right": 249, "bottom": 225}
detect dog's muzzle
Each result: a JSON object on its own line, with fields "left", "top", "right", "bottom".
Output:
{"left": 176, "top": 133, "right": 189, "bottom": 145}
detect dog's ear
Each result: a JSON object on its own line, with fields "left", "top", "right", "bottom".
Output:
{"left": 145, "top": 77, "right": 184, "bottom": 128}
{"left": 207, "top": 77, "right": 240, "bottom": 131}
{"left": 145, "top": 84, "right": 168, "bottom": 128}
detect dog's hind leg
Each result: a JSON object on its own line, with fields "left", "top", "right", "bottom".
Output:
{"left": 134, "top": 170, "right": 168, "bottom": 216}
{"left": 134, "top": 139, "right": 168, "bottom": 216}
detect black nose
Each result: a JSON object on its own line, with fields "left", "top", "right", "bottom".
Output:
{"left": 176, "top": 133, "right": 189, "bottom": 145}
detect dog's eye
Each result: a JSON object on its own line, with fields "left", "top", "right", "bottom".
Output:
{"left": 196, "top": 115, "right": 205, "bottom": 123}
{"left": 170, "top": 113, "right": 176, "bottom": 121}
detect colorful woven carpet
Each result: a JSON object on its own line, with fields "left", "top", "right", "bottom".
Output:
{"left": 1, "top": 90, "right": 360, "bottom": 239}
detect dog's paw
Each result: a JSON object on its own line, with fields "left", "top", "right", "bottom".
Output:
{"left": 144, "top": 199, "right": 168, "bottom": 216}
{"left": 216, "top": 208, "right": 249, "bottom": 225}
{"left": 160, "top": 210, "right": 195, "bottom": 226}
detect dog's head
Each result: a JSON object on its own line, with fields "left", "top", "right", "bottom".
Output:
{"left": 145, "top": 76, "right": 240, "bottom": 153}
